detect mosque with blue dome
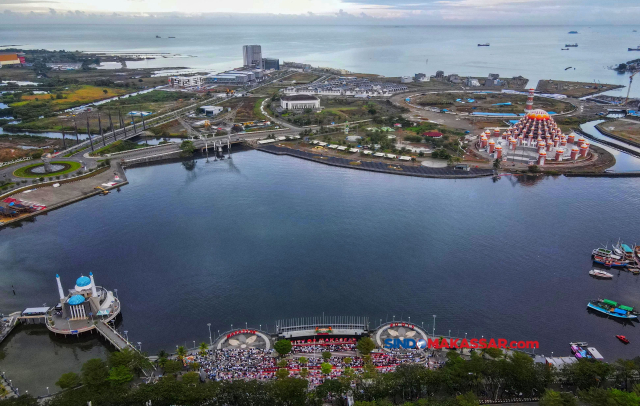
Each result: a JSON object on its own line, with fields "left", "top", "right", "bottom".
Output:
{"left": 46, "top": 272, "right": 120, "bottom": 335}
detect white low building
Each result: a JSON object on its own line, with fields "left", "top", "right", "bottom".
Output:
{"left": 169, "top": 75, "right": 205, "bottom": 88}
{"left": 280, "top": 95, "right": 321, "bottom": 110}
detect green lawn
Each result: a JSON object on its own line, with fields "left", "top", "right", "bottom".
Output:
{"left": 13, "top": 161, "right": 82, "bottom": 178}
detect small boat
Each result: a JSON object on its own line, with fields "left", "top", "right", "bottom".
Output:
{"left": 592, "top": 248, "right": 623, "bottom": 260}
{"left": 569, "top": 341, "right": 588, "bottom": 346}
{"left": 588, "top": 300, "right": 638, "bottom": 320}
{"left": 565, "top": 43, "right": 578, "bottom": 47}
{"left": 561, "top": 48, "right": 569, "bottom": 51}
{"left": 613, "top": 240, "right": 623, "bottom": 256}
{"left": 616, "top": 335, "right": 630, "bottom": 344}
{"left": 629, "top": 46, "right": 640, "bottom": 51}
{"left": 169, "top": 36, "right": 176, "bottom": 39}
{"left": 568, "top": 31, "right": 578, "bottom": 34}
{"left": 589, "top": 269, "right": 613, "bottom": 279}
{"left": 478, "top": 43, "right": 490, "bottom": 47}
{"left": 593, "top": 255, "right": 627, "bottom": 268}
{"left": 156, "top": 35, "right": 161, "bottom": 38}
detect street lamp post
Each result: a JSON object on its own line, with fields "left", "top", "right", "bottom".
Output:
{"left": 449, "top": 329, "right": 451, "bottom": 338}
{"left": 124, "top": 330, "right": 129, "bottom": 342}
{"left": 114, "top": 289, "right": 118, "bottom": 299}
{"left": 138, "top": 342, "right": 142, "bottom": 352}
{"left": 432, "top": 315, "right": 436, "bottom": 337}
{"left": 46, "top": 387, "right": 49, "bottom": 395}
{"left": 465, "top": 332, "right": 468, "bottom": 340}
{"left": 207, "top": 323, "right": 212, "bottom": 347}
{"left": 193, "top": 340, "right": 196, "bottom": 350}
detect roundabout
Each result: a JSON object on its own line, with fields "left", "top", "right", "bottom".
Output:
{"left": 12, "top": 161, "right": 82, "bottom": 178}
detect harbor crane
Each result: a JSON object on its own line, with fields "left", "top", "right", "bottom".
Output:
{"left": 624, "top": 70, "right": 639, "bottom": 106}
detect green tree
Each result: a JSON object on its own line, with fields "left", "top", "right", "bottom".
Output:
{"left": 321, "top": 362, "right": 333, "bottom": 375}
{"left": 274, "top": 339, "right": 292, "bottom": 357}
{"left": 493, "top": 158, "right": 501, "bottom": 169}
{"left": 163, "top": 359, "right": 183, "bottom": 374}
{"left": 276, "top": 368, "right": 290, "bottom": 380}
{"left": 456, "top": 391, "right": 480, "bottom": 406}
{"left": 357, "top": 336, "right": 376, "bottom": 355}
{"left": 344, "top": 357, "right": 352, "bottom": 365}
{"left": 81, "top": 358, "right": 109, "bottom": 388}
{"left": 298, "top": 356, "right": 308, "bottom": 365}
{"left": 300, "top": 367, "right": 309, "bottom": 378}
{"left": 107, "top": 365, "right": 134, "bottom": 386}
{"left": 182, "top": 371, "right": 200, "bottom": 385}
{"left": 198, "top": 342, "right": 209, "bottom": 357}
{"left": 540, "top": 390, "right": 578, "bottom": 406}
{"left": 54, "top": 372, "right": 81, "bottom": 390}
{"left": 176, "top": 346, "right": 187, "bottom": 360}
{"left": 277, "top": 359, "right": 288, "bottom": 368}
{"left": 179, "top": 140, "right": 195, "bottom": 157}
{"left": 322, "top": 351, "right": 331, "bottom": 360}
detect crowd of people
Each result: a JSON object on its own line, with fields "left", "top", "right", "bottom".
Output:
{"left": 179, "top": 338, "right": 446, "bottom": 385}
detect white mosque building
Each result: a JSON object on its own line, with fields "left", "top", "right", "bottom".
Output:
{"left": 47, "top": 272, "right": 120, "bottom": 335}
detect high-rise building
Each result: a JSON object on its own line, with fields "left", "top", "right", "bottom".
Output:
{"left": 262, "top": 58, "right": 280, "bottom": 71}
{"left": 243, "top": 45, "right": 263, "bottom": 69}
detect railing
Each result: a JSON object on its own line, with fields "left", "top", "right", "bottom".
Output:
{"left": 275, "top": 316, "right": 369, "bottom": 334}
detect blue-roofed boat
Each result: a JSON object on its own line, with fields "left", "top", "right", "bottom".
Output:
{"left": 587, "top": 300, "right": 638, "bottom": 320}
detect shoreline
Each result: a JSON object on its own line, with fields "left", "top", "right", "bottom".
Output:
{"left": 256, "top": 144, "right": 495, "bottom": 179}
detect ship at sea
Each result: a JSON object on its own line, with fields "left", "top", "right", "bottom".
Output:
{"left": 629, "top": 45, "right": 640, "bottom": 52}
{"left": 478, "top": 43, "right": 490, "bottom": 47}
{"left": 565, "top": 43, "right": 578, "bottom": 47}
{"left": 568, "top": 31, "right": 579, "bottom": 34}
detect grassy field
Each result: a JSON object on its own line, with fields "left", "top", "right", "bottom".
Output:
{"left": 13, "top": 160, "right": 82, "bottom": 178}
{"left": 287, "top": 72, "right": 321, "bottom": 84}
{"left": 90, "top": 140, "right": 145, "bottom": 156}
{"left": 599, "top": 119, "right": 640, "bottom": 144}
{"left": 219, "top": 97, "right": 266, "bottom": 122}
{"left": 13, "top": 85, "right": 128, "bottom": 108}
{"left": 536, "top": 80, "right": 624, "bottom": 98}
{"left": 414, "top": 93, "right": 573, "bottom": 114}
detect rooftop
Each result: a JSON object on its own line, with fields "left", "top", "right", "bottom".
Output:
{"left": 281, "top": 94, "right": 320, "bottom": 101}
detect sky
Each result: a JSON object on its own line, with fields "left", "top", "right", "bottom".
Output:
{"left": 0, "top": 0, "right": 639, "bottom": 25}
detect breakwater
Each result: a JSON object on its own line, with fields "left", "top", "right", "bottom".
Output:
{"left": 257, "top": 145, "right": 494, "bottom": 179}
{"left": 573, "top": 127, "right": 640, "bottom": 159}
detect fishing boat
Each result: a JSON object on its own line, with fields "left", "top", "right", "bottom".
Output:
{"left": 620, "top": 243, "right": 634, "bottom": 261}
{"left": 593, "top": 255, "right": 627, "bottom": 267}
{"left": 561, "top": 48, "right": 569, "bottom": 51}
{"left": 592, "top": 248, "right": 623, "bottom": 260}
{"left": 568, "top": 31, "right": 579, "bottom": 34}
{"left": 589, "top": 269, "right": 613, "bottom": 279}
{"left": 635, "top": 245, "right": 640, "bottom": 265}
{"left": 565, "top": 43, "right": 578, "bottom": 47}
{"left": 612, "top": 240, "right": 623, "bottom": 256}
{"left": 629, "top": 46, "right": 640, "bottom": 52}
{"left": 616, "top": 335, "right": 630, "bottom": 344}
{"left": 156, "top": 35, "right": 161, "bottom": 38}
{"left": 478, "top": 43, "right": 490, "bottom": 47}
{"left": 587, "top": 299, "right": 638, "bottom": 320}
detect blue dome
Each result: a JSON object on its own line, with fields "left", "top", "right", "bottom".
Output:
{"left": 76, "top": 276, "right": 91, "bottom": 287}
{"left": 68, "top": 295, "right": 85, "bottom": 305}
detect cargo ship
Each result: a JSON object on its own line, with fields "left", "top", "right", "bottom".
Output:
{"left": 587, "top": 299, "right": 638, "bottom": 320}
{"left": 568, "top": 31, "right": 579, "bottom": 34}
{"left": 478, "top": 43, "right": 490, "bottom": 47}
{"left": 629, "top": 46, "right": 640, "bottom": 51}
{"left": 565, "top": 43, "right": 578, "bottom": 47}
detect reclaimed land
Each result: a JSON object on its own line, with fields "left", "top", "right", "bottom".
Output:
{"left": 536, "top": 80, "right": 624, "bottom": 98}
{"left": 257, "top": 145, "right": 494, "bottom": 179}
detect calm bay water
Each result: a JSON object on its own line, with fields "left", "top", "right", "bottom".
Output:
{"left": 2, "top": 150, "right": 640, "bottom": 380}
{"left": 1, "top": 24, "right": 639, "bottom": 97}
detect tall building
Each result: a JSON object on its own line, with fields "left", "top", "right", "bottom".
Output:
{"left": 243, "top": 45, "right": 263, "bottom": 69}
{"left": 263, "top": 58, "right": 280, "bottom": 71}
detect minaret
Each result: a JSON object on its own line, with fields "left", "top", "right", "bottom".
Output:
{"left": 89, "top": 272, "right": 98, "bottom": 297}
{"left": 56, "top": 274, "right": 65, "bottom": 301}
{"left": 525, "top": 88, "right": 535, "bottom": 113}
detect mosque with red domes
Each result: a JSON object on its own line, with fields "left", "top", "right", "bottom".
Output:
{"left": 476, "top": 90, "right": 590, "bottom": 165}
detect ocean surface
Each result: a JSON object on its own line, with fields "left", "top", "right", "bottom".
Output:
{"left": 0, "top": 24, "right": 639, "bottom": 97}
{"left": 3, "top": 148, "right": 640, "bottom": 394}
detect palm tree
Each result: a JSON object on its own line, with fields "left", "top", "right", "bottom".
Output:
{"left": 176, "top": 346, "right": 187, "bottom": 360}
{"left": 198, "top": 342, "right": 208, "bottom": 357}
